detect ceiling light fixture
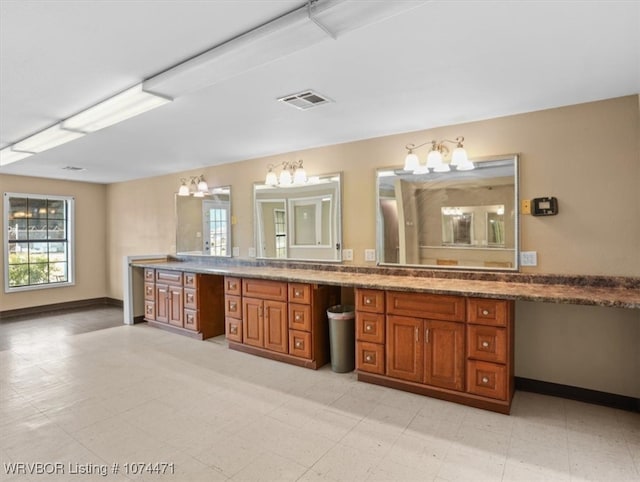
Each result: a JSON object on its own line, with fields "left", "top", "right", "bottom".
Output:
{"left": 178, "top": 175, "right": 210, "bottom": 196}
{"left": 12, "top": 123, "right": 85, "bottom": 153}
{"left": 0, "top": 147, "right": 33, "bottom": 167}
{"left": 265, "top": 160, "right": 307, "bottom": 186}
{"left": 63, "top": 83, "right": 171, "bottom": 133}
{"left": 404, "top": 136, "right": 474, "bottom": 173}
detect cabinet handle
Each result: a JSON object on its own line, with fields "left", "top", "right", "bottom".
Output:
{"left": 229, "top": 282, "right": 236, "bottom": 290}
{"left": 230, "top": 325, "right": 237, "bottom": 334}
{"left": 482, "top": 341, "right": 490, "bottom": 348}
{"left": 481, "top": 376, "right": 490, "bottom": 384}
{"left": 364, "top": 297, "right": 372, "bottom": 305}
{"left": 415, "top": 327, "right": 419, "bottom": 342}
{"left": 295, "top": 314, "right": 302, "bottom": 321}
{"left": 229, "top": 301, "right": 237, "bottom": 310}
{"left": 295, "top": 340, "right": 302, "bottom": 348}
{"left": 365, "top": 354, "right": 373, "bottom": 362}
{"left": 295, "top": 290, "right": 302, "bottom": 297}
{"left": 482, "top": 309, "right": 490, "bottom": 316}
{"left": 365, "top": 324, "right": 372, "bottom": 332}
{"left": 425, "top": 328, "right": 430, "bottom": 344}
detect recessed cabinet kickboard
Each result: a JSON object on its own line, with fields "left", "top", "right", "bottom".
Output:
{"left": 144, "top": 268, "right": 225, "bottom": 340}
{"left": 224, "top": 277, "right": 340, "bottom": 369}
{"left": 355, "top": 288, "right": 515, "bottom": 414}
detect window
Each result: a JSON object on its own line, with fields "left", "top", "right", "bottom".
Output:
{"left": 4, "top": 193, "right": 74, "bottom": 292}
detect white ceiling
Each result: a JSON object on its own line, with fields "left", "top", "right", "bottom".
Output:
{"left": 1, "top": 0, "right": 638, "bottom": 184}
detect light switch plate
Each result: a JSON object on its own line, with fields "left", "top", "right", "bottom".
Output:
{"left": 364, "top": 249, "right": 376, "bottom": 262}
{"left": 232, "top": 247, "right": 240, "bottom": 257}
{"left": 520, "top": 251, "right": 537, "bottom": 266}
{"left": 248, "top": 247, "right": 256, "bottom": 258}
{"left": 343, "top": 249, "right": 353, "bottom": 261}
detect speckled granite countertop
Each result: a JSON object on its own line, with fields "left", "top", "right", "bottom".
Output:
{"left": 132, "top": 258, "right": 640, "bottom": 309}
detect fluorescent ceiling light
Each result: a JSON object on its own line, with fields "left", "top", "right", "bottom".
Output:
{"left": 12, "top": 124, "right": 85, "bottom": 153}
{"left": 144, "top": 0, "right": 426, "bottom": 98}
{"left": 0, "top": 147, "right": 33, "bottom": 166}
{"left": 64, "top": 83, "right": 171, "bottom": 133}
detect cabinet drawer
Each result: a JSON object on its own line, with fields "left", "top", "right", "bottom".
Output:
{"left": 156, "top": 270, "right": 183, "bottom": 286}
{"left": 356, "top": 341, "right": 385, "bottom": 375}
{"left": 356, "top": 289, "right": 385, "bottom": 313}
{"left": 289, "top": 283, "right": 311, "bottom": 305}
{"left": 356, "top": 312, "right": 385, "bottom": 344}
{"left": 467, "top": 298, "right": 509, "bottom": 326}
{"left": 387, "top": 291, "right": 465, "bottom": 322}
{"left": 466, "top": 360, "right": 507, "bottom": 400}
{"left": 224, "top": 277, "right": 241, "bottom": 296}
{"left": 144, "top": 300, "right": 155, "bottom": 320}
{"left": 144, "top": 268, "right": 155, "bottom": 282}
{"left": 144, "top": 282, "right": 155, "bottom": 301}
{"left": 242, "top": 279, "right": 287, "bottom": 301}
{"left": 184, "top": 309, "right": 199, "bottom": 331}
{"left": 225, "top": 295, "right": 242, "bottom": 319}
{"left": 467, "top": 325, "right": 507, "bottom": 364}
{"left": 226, "top": 317, "right": 243, "bottom": 343}
{"left": 289, "top": 330, "right": 312, "bottom": 359}
{"left": 184, "top": 288, "right": 198, "bottom": 310}
{"left": 289, "top": 303, "right": 312, "bottom": 332}
{"left": 184, "top": 272, "right": 198, "bottom": 289}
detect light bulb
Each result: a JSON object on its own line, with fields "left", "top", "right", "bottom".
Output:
{"left": 426, "top": 149, "right": 443, "bottom": 168}
{"left": 265, "top": 170, "right": 278, "bottom": 186}
{"left": 451, "top": 147, "right": 468, "bottom": 166}
{"left": 178, "top": 183, "right": 190, "bottom": 196}
{"left": 293, "top": 166, "right": 307, "bottom": 184}
{"left": 197, "top": 177, "right": 208, "bottom": 193}
{"left": 279, "top": 169, "right": 292, "bottom": 186}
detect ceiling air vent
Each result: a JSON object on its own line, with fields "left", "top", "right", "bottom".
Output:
{"left": 278, "top": 90, "right": 332, "bottom": 110}
{"left": 62, "top": 166, "right": 85, "bottom": 171}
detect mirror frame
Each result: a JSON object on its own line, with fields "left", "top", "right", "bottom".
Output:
{"left": 175, "top": 185, "right": 232, "bottom": 257}
{"left": 253, "top": 172, "right": 343, "bottom": 263}
{"left": 376, "top": 154, "right": 520, "bottom": 271}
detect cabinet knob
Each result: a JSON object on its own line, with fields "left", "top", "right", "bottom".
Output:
{"left": 229, "top": 302, "right": 237, "bottom": 310}
{"left": 482, "top": 341, "right": 490, "bottom": 348}
{"left": 481, "top": 376, "right": 490, "bottom": 384}
{"left": 482, "top": 309, "right": 490, "bottom": 316}
{"left": 365, "top": 354, "right": 373, "bottom": 362}
{"left": 295, "top": 314, "right": 302, "bottom": 321}
{"left": 364, "top": 297, "right": 372, "bottom": 305}
{"left": 365, "top": 324, "right": 372, "bottom": 332}
{"left": 295, "top": 340, "right": 302, "bottom": 348}
{"left": 230, "top": 326, "right": 237, "bottom": 334}
{"left": 229, "top": 283, "right": 236, "bottom": 290}
{"left": 295, "top": 290, "right": 302, "bottom": 297}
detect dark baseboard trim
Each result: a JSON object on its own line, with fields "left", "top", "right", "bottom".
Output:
{"left": 0, "top": 297, "right": 123, "bottom": 320}
{"left": 515, "top": 377, "right": 639, "bottom": 413}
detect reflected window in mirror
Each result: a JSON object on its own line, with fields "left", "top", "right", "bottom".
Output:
{"left": 254, "top": 173, "right": 342, "bottom": 262}
{"left": 376, "top": 155, "right": 519, "bottom": 270}
{"left": 176, "top": 186, "right": 232, "bottom": 257}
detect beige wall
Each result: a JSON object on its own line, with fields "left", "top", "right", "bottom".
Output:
{"left": 0, "top": 175, "right": 108, "bottom": 311}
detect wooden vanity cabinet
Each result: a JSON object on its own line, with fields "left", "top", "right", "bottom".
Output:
{"left": 226, "top": 277, "right": 339, "bottom": 369}
{"left": 144, "top": 268, "right": 224, "bottom": 340}
{"left": 356, "top": 288, "right": 514, "bottom": 414}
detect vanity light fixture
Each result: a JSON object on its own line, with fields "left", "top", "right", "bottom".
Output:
{"left": 177, "top": 174, "right": 209, "bottom": 196}
{"left": 265, "top": 160, "right": 307, "bottom": 186}
{"left": 404, "top": 136, "right": 474, "bottom": 173}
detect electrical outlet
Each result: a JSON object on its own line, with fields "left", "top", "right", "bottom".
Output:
{"left": 232, "top": 247, "right": 240, "bottom": 257}
{"left": 521, "top": 199, "right": 531, "bottom": 215}
{"left": 520, "top": 251, "right": 537, "bottom": 266}
{"left": 342, "top": 249, "right": 353, "bottom": 261}
{"left": 364, "top": 249, "right": 376, "bottom": 262}
{"left": 248, "top": 247, "right": 256, "bottom": 258}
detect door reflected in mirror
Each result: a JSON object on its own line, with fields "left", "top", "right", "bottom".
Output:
{"left": 176, "top": 186, "right": 232, "bottom": 257}
{"left": 377, "top": 154, "right": 519, "bottom": 270}
{"left": 254, "top": 173, "right": 342, "bottom": 262}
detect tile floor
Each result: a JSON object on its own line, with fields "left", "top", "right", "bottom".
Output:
{"left": 1, "top": 308, "right": 639, "bottom": 481}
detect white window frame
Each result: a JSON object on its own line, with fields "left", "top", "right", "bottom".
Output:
{"left": 3, "top": 192, "right": 75, "bottom": 293}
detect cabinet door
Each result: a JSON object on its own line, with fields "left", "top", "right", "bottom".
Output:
{"left": 243, "top": 297, "right": 264, "bottom": 348}
{"left": 424, "top": 320, "right": 464, "bottom": 391}
{"left": 386, "top": 315, "right": 423, "bottom": 383}
{"left": 264, "top": 300, "right": 288, "bottom": 353}
{"left": 155, "top": 284, "right": 169, "bottom": 323}
{"left": 168, "top": 286, "right": 184, "bottom": 327}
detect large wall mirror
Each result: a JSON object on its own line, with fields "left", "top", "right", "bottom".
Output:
{"left": 176, "top": 186, "right": 232, "bottom": 256}
{"left": 254, "top": 173, "right": 342, "bottom": 262}
{"left": 376, "top": 154, "right": 519, "bottom": 270}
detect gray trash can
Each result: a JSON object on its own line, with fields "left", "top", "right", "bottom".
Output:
{"left": 327, "top": 305, "right": 355, "bottom": 373}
